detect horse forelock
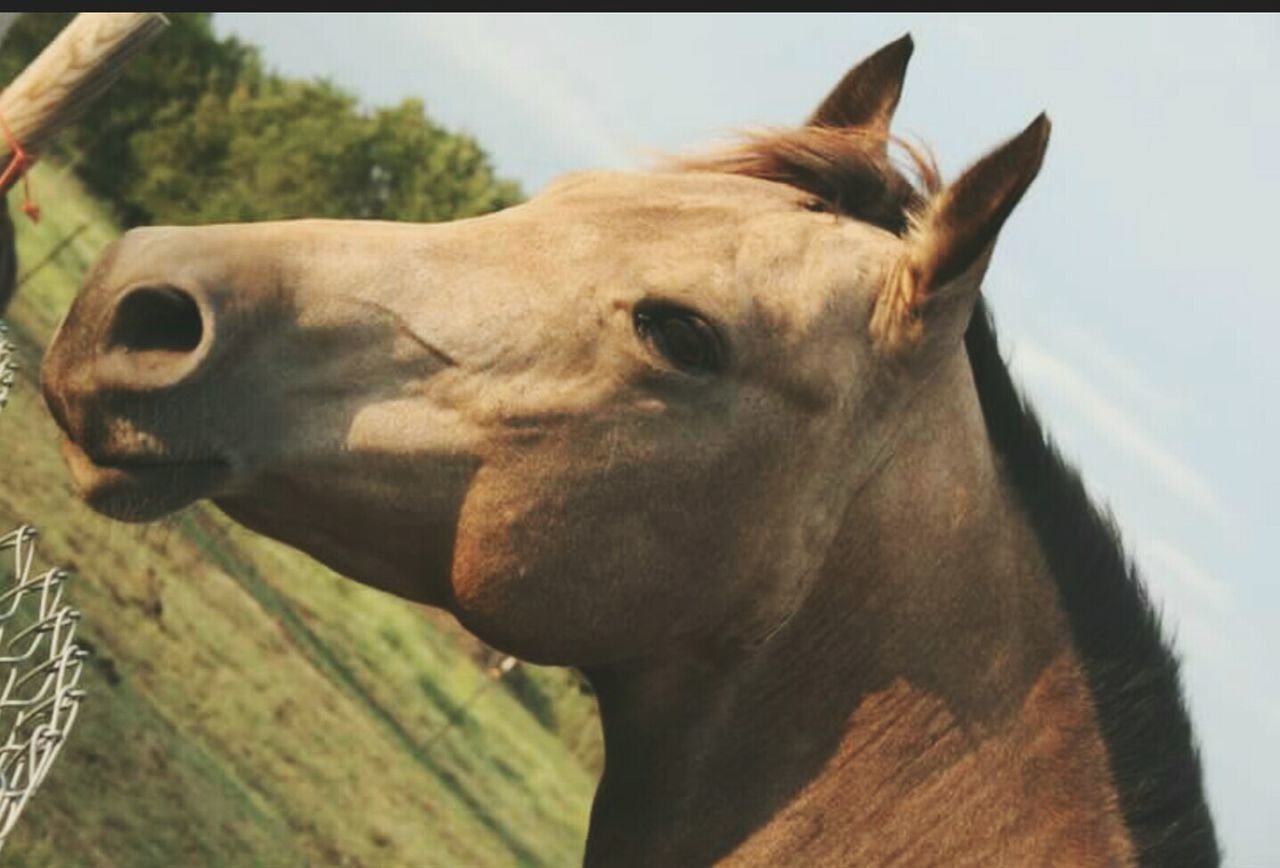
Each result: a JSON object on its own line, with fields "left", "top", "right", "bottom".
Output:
{"left": 673, "top": 126, "right": 941, "bottom": 236}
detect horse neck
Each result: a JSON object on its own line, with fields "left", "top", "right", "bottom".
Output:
{"left": 582, "top": 352, "right": 1135, "bottom": 867}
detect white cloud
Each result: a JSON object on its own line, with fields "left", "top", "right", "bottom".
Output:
{"left": 1009, "top": 340, "right": 1231, "bottom": 529}
{"left": 1053, "top": 324, "right": 1190, "bottom": 422}
{"left": 1128, "top": 536, "right": 1234, "bottom": 672}
{"left": 1137, "top": 537, "right": 1233, "bottom": 613}
{"left": 416, "top": 15, "right": 637, "bottom": 173}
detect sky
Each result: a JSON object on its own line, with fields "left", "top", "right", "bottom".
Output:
{"left": 216, "top": 14, "right": 1278, "bottom": 862}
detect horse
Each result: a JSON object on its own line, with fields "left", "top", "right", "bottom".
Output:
{"left": 40, "top": 36, "right": 1218, "bottom": 866}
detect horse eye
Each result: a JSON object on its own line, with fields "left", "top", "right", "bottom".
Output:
{"left": 634, "top": 303, "right": 722, "bottom": 374}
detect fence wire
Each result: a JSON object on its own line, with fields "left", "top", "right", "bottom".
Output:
{"left": 0, "top": 319, "right": 86, "bottom": 851}
{"left": 0, "top": 320, "right": 15, "bottom": 411}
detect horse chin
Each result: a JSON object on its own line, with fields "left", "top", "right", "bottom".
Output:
{"left": 59, "top": 437, "right": 230, "bottom": 523}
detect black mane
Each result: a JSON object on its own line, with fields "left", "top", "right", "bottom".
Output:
{"left": 965, "top": 298, "right": 1220, "bottom": 867}
{"left": 689, "top": 126, "right": 1221, "bottom": 863}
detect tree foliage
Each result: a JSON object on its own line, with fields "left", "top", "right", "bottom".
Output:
{"left": 0, "top": 13, "right": 520, "bottom": 226}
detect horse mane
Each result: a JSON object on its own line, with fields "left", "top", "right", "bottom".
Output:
{"left": 680, "top": 129, "right": 1221, "bottom": 866}
{"left": 964, "top": 303, "right": 1219, "bottom": 866}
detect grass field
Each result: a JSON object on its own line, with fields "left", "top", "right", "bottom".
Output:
{"left": 0, "top": 163, "right": 601, "bottom": 867}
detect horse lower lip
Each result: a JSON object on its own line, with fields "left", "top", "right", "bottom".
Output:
{"left": 93, "top": 455, "right": 193, "bottom": 470}
{"left": 60, "top": 439, "right": 229, "bottom": 521}
{"left": 72, "top": 446, "right": 224, "bottom": 473}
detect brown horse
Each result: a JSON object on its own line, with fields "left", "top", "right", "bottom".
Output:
{"left": 40, "top": 36, "right": 1217, "bottom": 866}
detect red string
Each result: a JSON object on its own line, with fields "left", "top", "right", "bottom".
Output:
{"left": 0, "top": 111, "right": 39, "bottom": 224}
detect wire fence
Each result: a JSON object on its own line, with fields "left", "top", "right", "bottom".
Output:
{"left": 0, "top": 320, "right": 15, "bottom": 411}
{"left": 0, "top": 322, "right": 86, "bottom": 852}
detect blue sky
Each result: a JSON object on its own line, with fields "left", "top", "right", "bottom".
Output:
{"left": 219, "top": 14, "right": 1277, "bottom": 861}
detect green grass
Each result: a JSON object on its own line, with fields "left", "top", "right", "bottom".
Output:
{"left": 0, "top": 163, "right": 601, "bottom": 867}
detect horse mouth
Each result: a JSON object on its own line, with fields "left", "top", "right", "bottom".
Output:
{"left": 59, "top": 438, "right": 231, "bottom": 522}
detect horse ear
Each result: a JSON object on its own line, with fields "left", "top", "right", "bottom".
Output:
{"left": 807, "top": 34, "right": 913, "bottom": 135}
{"left": 872, "top": 113, "right": 1051, "bottom": 355}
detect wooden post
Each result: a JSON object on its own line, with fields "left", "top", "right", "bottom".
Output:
{"left": 0, "top": 13, "right": 168, "bottom": 188}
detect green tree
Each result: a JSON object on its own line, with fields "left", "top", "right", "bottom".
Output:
{"left": 129, "top": 76, "right": 368, "bottom": 224}
{"left": 362, "top": 98, "right": 521, "bottom": 222}
{"left": 0, "top": 13, "right": 520, "bottom": 227}
{"left": 129, "top": 79, "right": 520, "bottom": 225}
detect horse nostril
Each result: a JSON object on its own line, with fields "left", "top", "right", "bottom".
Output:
{"left": 106, "top": 286, "right": 204, "bottom": 354}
